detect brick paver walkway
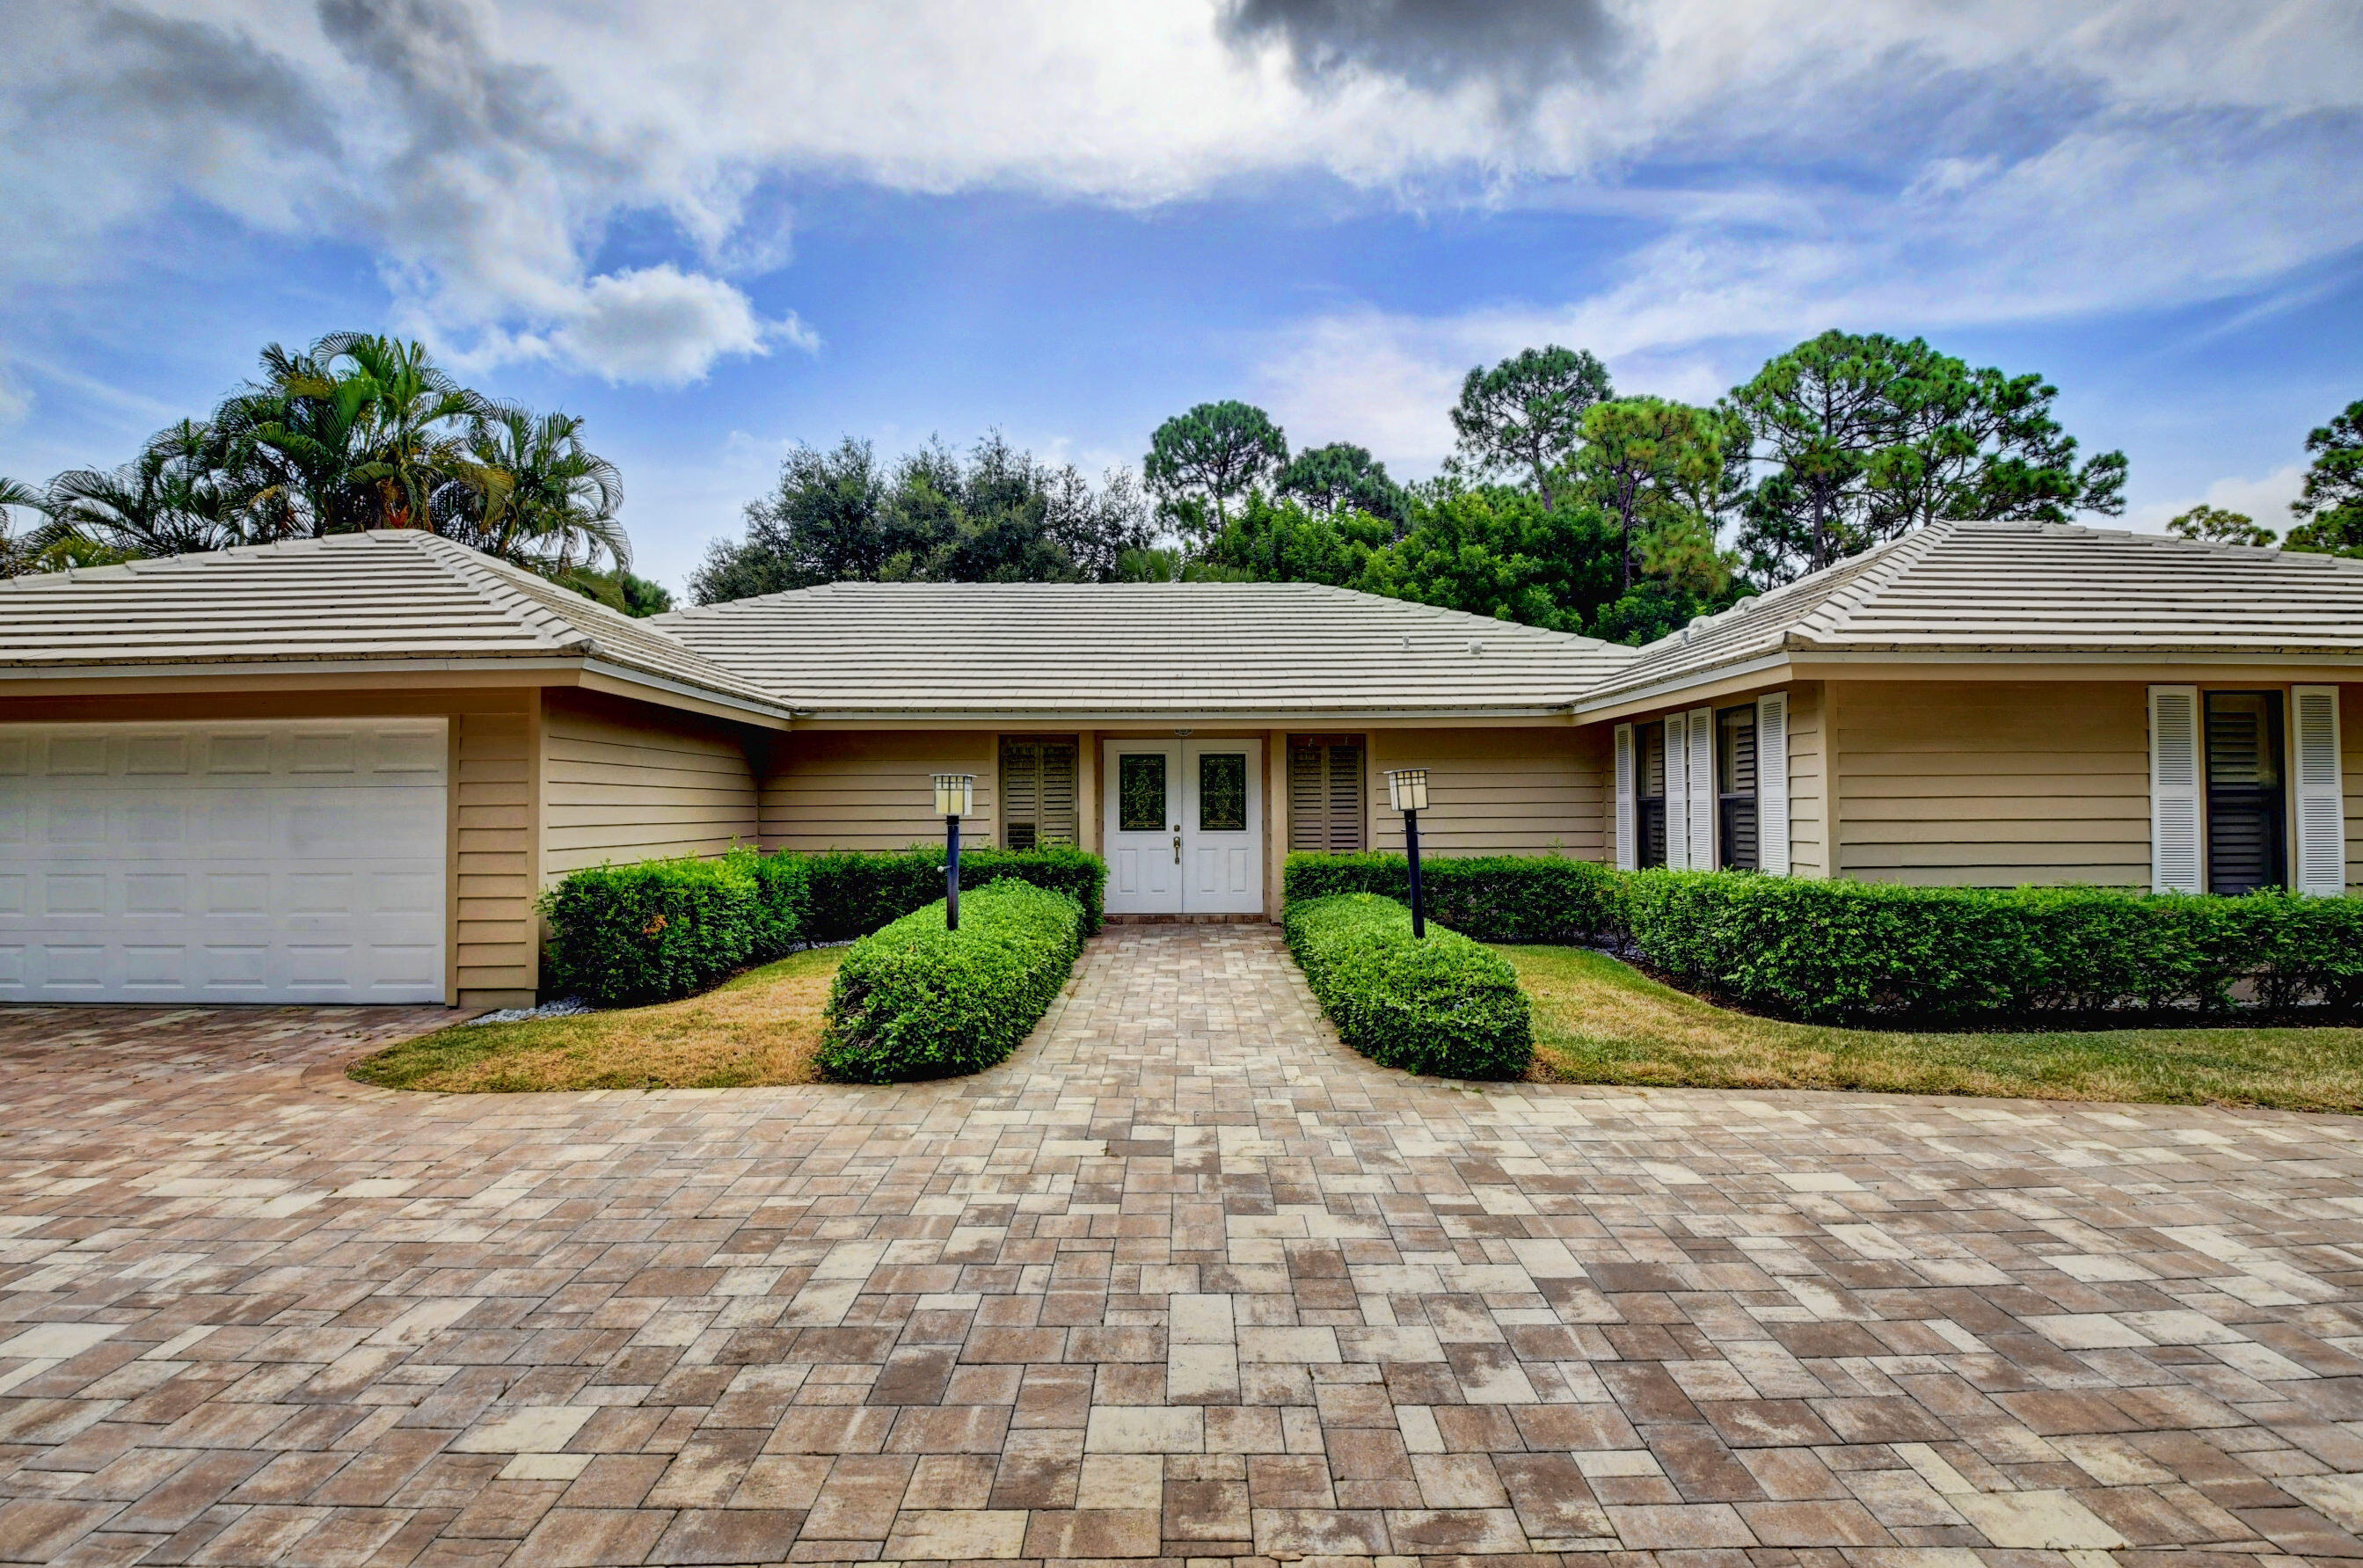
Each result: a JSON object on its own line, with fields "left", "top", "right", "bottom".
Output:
{"left": 4, "top": 925, "right": 2363, "bottom": 1566}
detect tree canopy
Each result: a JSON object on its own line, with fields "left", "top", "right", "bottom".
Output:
{"left": 2283, "top": 397, "right": 2363, "bottom": 558}
{"left": 2168, "top": 504, "right": 2276, "bottom": 548}
{"left": 1142, "top": 401, "right": 1287, "bottom": 534}
{"left": 3, "top": 332, "right": 641, "bottom": 607}
{"left": 1448, "top": 346, "right": 1613, "bottom": 511}
{"left": 690, "top": 434, "right": 1152, "bottom": 603}
{"left": 1727, "top": 331, "right": 2126, "bottom": 583}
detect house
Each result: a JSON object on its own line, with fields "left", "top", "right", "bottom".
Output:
{"left": 2, "top": 520, "right": 2358, "bottom": 1008}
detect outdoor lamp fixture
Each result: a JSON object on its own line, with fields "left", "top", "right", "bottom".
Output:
{"left": 1385, "top": 768, "right": 1431, "bottom": 938}
{"left": 933, "top": 772, "right": 975, "bottom": 930}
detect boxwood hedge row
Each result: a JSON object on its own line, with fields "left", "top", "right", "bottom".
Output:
{"left": 818, "top": 879, "right": 1086, "bottom": 1083}
{"left": 540, "top": 844, "right": 1103, "bottom": 1008}
{"left": 1284, "top": 893, "right": 1533, "bottom": 1080}
{"left": 1287, "top": 850, "right": 2363, "bottom": 1026}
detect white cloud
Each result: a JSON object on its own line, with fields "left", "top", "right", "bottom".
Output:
{"left": 0, "top": 0, "right": 2356, "bottom": 396}
{"left": 546, "top": 266, "right": 814, "bottom": 386}
{"left": 2128, "top": 463, "right": 2308, "bottom": 536}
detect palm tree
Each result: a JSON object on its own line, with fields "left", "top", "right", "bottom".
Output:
{"left": 41, "top": 421, "right": 258, "bottom": 560}
{"left": 434, "top": 408, "right": 630, "bottom": 573}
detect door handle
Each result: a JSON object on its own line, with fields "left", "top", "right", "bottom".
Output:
{"left": 1172, "top": 828, "right": 1181, "bottom": 864}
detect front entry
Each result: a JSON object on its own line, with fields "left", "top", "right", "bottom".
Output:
{"left": 1100, "top": 739, "right": 1263, "bottom": 916}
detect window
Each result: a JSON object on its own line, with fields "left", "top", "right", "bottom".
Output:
{"left": 1287, "top": 737, "right": 1365, "bottom": 850}
{"left": 1118, "top": 752, "right": 1167, "bottom": 833}
{"left": 1000, "top": 737, "right": 1077, "bottom": 850}
{"left": 1199, "top": 753, "right": 1248, "bottom": 832}
{"left": 1636, "top": 721, "right": 1668, "bottom": 868}
{"left": 2205, "top": 691, "right": 2286, "bottom": 894}
{"left": 1717, "top": 704, "right": 1759, "bottom": 871}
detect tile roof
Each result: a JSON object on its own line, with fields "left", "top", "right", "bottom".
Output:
{"left": 1578, "top": 519, "right": 2363, "bottom": 708}
{"left": 653, "top": 580, "right": 1637, "bottom": 718}
{"left": 0, "top": 529, "right": 789, "bottom": 716}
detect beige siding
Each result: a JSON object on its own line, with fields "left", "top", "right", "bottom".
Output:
{"left": 1364, "top": 727, "right": 1604, "bottom": 858}
{"left": 762, "top": 731, "right": 997, "bottom": 852}
{"left": 1834, "top": 680, "right": 2150, "bottom": 887}
{"left": 2345, "top": 686, "right": 2363, "bottom": 893}
{"left": 540, "top": 690, "right": 758, "bottom": 879}
{"left": 1785, "top": 682, "right": 1829, "bottom": 879}
{"left": 456, "top": 703, "right": 538, "bottom": 1004}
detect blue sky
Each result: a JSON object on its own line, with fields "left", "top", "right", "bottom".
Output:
{"left": 3, "top": 1, "right": 2359, "bottom": 593}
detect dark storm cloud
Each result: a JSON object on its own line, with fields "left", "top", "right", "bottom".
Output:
{"left": 1218, "top": 0, "right": 1626, "bottom": 101}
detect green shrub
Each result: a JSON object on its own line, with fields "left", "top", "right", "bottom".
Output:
{"left": 799, "top": 845, "right": 1106, "bottom": 942}
{"left": 1285, "top": 851, "right": 1624, "bottom": 944}
{"left": 541, "top": 847, "right": 800, "bottom": 1007}
{"left": 819, "top": 879, "right": 1086, "bottom": 1083}
{"left": 1284, "top": 893, "right": 1533, "bottom": 1080}
{"left": 1619, "top": 872, "right": 2363, "bottom": 1025}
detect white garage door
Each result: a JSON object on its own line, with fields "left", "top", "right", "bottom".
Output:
{"left": 0, "top": 718, "right": 449, "bottom": 1004}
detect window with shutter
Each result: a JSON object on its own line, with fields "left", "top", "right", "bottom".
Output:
{"left": 1756, "top": 691, "right": 1790, "bottom": 875}
{"left": 2202, "top": 691, "right": 2285, "bottom": 894}
{"left": 1614, "top": 724, "right": 1637, "bottom": 872}
{"left": 1716, "top": 703, "right": 1759, "bottom": 871}
{"left": 998, "top": 737, "right": 1078, "bottom": 850}
{"left": 2148, "top": 686, "right": 2203, "bottom": 893}
{"left": 1635, "top": 721, "right": 1667, "bottom": 868}
{"left": 2293, "top": 685, "right": 2346, "bottom": 896}
{"left": 1664, "top": 711, "right": 1689, "bottom": 870}
{"left": 1687, "top": 706, "right": 1715, "bottom": 871}
{"left": 1287, "top": 736, "right": 1366, "bottom": 851}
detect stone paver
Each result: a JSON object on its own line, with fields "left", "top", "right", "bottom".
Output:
{"left": 2, "top": 924, "right": 2362, "bottom": 1565}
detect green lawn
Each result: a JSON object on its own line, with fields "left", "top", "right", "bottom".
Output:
{"left": 1501, "top": 944, "right": 2363, "bottom": 1114}
{"left": 351, "top": 946, "right": 845, "bottom": 1092}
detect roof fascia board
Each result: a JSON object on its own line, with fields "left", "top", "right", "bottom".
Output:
{"left": 1572, "top": 652, "right": 1796, "bottom": 718}
{"left": 0, "top": 654, "right": 796, "bottom": 723}
{"left": 790, "top": 707, "right": 1579, "bottom": 730}
{"left": 575, "top": 660, "right": 796, "bottom": 728}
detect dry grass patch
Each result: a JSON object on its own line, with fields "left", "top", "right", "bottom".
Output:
{"left": 351, "top": 946, "right": 844, "bottom": 1092}
{"left": 1505, "top": 944, "right": 2363, "bottom": 1114}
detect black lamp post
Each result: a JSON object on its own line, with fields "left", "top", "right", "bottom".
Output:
{"left": 934, "top": 773, "right": 975, "bottom": 930}
{"left": 1386, "top": 767, "right": 1431, "bottom": 938}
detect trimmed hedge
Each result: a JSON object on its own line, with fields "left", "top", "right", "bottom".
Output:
{"left": 1285, "top": 851, "right": 1623, "bottom": 944}
{"left": 1619, "top": 872, "right": 2363, "bottom": 1025}
{"left": 799, "top": 845, "right": 1107, "bottom": 942}
{"left": 540, "top": 848, "right": 807, "bottom": 1007}
{"left": 1284, "top": 850, "right": 2363, "bottom": 1026}
{"left": 1284, "top": 893, "right": 1533, "bottom": 1080}
{"left": 818, "top": 879, "right": 1085, "bottom": 1083}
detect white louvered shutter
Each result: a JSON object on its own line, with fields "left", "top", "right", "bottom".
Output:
{"left": 1757, "top": 691, "right": 1790, "bottom": 875}
{"left": 1664, "top": 711, "right": 1689, "bottom": 870}
{"left": 1688, "top": 706, "right": 1715, "bottom": 871}
{"left": 2148, "top": 685, "right": 2203, "bottom": 894}
{"left": 1613, "top": 724, "right": 1637, "bottom": 872}
{"left": 2293, "top": 685, "right": 2346, "bottom": 896}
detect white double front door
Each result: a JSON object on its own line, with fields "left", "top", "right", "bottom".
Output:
{"left": 1101, "top": 740, "right": 1262, "bottom": 916}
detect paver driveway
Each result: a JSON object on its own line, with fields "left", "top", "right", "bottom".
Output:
{"left": 4, "top": 925, "right": 2363, "bottom": 1567}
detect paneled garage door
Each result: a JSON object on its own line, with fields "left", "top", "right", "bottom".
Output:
{"left": 0, "top": 718, "right": 449, "bottom": 1003}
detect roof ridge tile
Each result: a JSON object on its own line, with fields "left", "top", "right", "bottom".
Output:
{"left": 1790, "top": 519, "right": 1957, "bottom": 645}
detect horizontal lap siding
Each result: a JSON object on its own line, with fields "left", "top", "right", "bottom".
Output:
{"left": 1785, "top": 683, "right": 1827, "bottom": 879}
{"left": 1365, "top": 727, "right": 1604, "bottom": 858}
{"left": 762, "top": 731, "right": 997, "bottom": 852}
{"left": 540, "top": 691, "right": 758, "bottom": 879}
{"left": 1835, "top": 681, "right": 2149, "bottom": 887}
{"left": 457, "top": 704, "right": 536, "bottom": 1002}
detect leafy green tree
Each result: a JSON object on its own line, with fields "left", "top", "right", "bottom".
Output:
{"left": 40, "top": 420, "right": 252, "bottom": 559}
{"left": 692, "top": 434, "right": 1151, "bottom": 604}
{"left": 2168, "top": 504, "right": 2276, "bottom": 548}
{"left": 1196, "top": 492, "right": 1392, "bottom": 585}
{"left": 1448, "top": 346, "right": 1612, "bottom": 511}
{"left": 1575, "top": 397, "right": 1729, "bottom": 592}
{"left": 1143, "top": 401, "right": 1287, "bottom": 534}
{"left": 1276, "top": 442, "right": 1404, "bottom": 527}
{"left": 1354, "top": 485, "right": 1619, "bottom": 633}
{"left": 563, "top": 566, "right": 674, "bottom": 616}
{"left": 2283, "top": 398, "right": 2363, "bottom": 558}
{"left": 1729, "top": 331, "right": 2126, "bottom": 582}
